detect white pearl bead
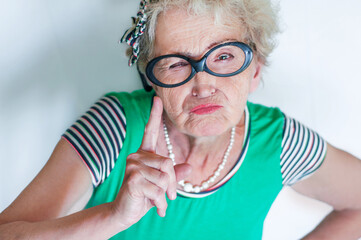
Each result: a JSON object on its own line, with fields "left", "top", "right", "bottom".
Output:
{"left": 184, "top": 183, "right": 193, "bottom": 192}
{"left": 215, "top": 171, "right": 220, "bottom": 177}
{"left": 202, "top": 182, "right": 209, "bottom": 189}
{"left": 169, "top": 153, "right": 175, "bottom": 159}
{"left": 167, "top": 145, "right": 173, "bottom": 150}
{"left": 178, "top": 180, "right": 185, "bottom": 186}
{"left": 210, "top": 176, "right": 216, "bottom": 182}
{"left": 219, "top": 165, "right": 224, "bottom": 170}
{"left": 194, "top": 186, "right": 201, "bottom": 193}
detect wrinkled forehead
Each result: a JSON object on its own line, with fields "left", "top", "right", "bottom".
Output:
{"left": 153, "top": 7, "right": 247, "bottom": 59}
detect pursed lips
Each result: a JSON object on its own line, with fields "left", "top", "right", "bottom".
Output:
{"left": 190, "top": 104, "right": 223, "bottom": 115}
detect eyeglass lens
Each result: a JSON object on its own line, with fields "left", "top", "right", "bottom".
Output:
{"left": 152, "top": 45, "right": 246, "bottom": 85}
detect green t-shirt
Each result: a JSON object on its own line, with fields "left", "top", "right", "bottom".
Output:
{"left": 84, "top": 89, "right": 285, "bottom": 239}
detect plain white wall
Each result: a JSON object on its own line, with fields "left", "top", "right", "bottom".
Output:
{"left": 0, "top": 0, "right": 360, "bottom": 239}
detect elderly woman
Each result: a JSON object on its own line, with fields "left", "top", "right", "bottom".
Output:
{"left": 1, "top": 0, "right": 361, "bottom": 239}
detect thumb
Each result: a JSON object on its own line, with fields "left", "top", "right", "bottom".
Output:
{"left": 174, "top": 163, "right": 192, "bottom": 182}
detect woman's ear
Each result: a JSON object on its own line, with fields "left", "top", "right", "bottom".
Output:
{"left": 249, "top": 60, "right": 263, "bottom": 93}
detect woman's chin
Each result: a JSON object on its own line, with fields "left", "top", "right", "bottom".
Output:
{"left": 193, "top": 128, "right": 226, "bottom": 137}
{"left": 185, "top": 119, "right": 232, "bottom": 137}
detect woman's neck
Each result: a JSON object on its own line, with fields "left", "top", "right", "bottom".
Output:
{"left": 158, "top": 114, "right": 246, "bottom": 186}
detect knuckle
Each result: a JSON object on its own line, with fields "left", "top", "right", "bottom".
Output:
{"left": 155, "top": 187, "right": 165, "bottom": 197}
{"left": 161, "top": 158, "right": 173, "bottom": 170}
{"left": 158, "top": 172, "right": 170, "bottom": 187}
{"left": 127, "top": 152, "right": 141, "bottom": 161}
{"left": 125, "top": 162, "right": 137, "bottom": 172}
{"left": 127, "top": 171, "right": 143, "bottom": 185}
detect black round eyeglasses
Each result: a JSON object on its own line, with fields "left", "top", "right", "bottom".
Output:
{"left": 145, "top": 41, "right": 253, "bottom": 88}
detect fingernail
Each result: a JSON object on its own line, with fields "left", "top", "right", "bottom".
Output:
{"left": 172, "top": 192, "right": 177, "bottom": 200}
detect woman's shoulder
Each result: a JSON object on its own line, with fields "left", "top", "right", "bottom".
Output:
{"left": 246, "top": 101, "right": 285, "bottom": 126}
{"left": 105, "top": 89, "right": 155, "bottom": 123}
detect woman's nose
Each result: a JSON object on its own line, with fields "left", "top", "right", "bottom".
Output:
{"left": 191, "top": 72, "right": 216, "bottom": 98}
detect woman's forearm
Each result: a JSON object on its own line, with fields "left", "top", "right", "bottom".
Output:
{"left": 0, "top": 202, "right": 127, "bottom": 240}
{"left": 302, "top": 209, "right": 361, "bottom": 240}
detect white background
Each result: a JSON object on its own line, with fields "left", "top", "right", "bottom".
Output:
{"left": 1, "top": 0, "right": 360, "bottom": 239}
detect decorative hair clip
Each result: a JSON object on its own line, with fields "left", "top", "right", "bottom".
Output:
{"left": 120, "top": 0, "right": 148, "bottom": 66}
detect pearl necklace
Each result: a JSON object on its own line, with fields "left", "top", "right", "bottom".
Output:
{"left": 163, "top": 123, "right": 236, "bottom": 193}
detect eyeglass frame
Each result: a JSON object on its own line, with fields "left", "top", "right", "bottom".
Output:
{"left": 145, "top": 41, "right": 253, "bottom": 88}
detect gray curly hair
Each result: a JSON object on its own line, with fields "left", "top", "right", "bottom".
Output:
{"left": 126, "top": 0, "right": 280, "bottom": 73}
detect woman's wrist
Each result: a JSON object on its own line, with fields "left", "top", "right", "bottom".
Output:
{"left": 107, "top": 201, "right": 132, "bottom": 232}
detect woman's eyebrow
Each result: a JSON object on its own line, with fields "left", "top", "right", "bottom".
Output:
{"left": 174, "top": 38, "right": 237, "bottom": 58}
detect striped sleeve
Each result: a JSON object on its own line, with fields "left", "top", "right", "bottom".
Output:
{"left": 281, "top": 115, "right": 327, "bottom": 186}
{"left": 62, "top": 95, "right": 126, "bottom": 187}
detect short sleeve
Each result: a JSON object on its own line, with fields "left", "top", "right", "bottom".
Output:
{"left": 62, "top": 95, "right": 126, "bottom": 187}
{"left": 281, "top": 115, "right": 327, "bottom": 186}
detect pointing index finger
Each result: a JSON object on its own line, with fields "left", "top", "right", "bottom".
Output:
{"left": 140, "top": 96, "right": 163, "bottom": 152}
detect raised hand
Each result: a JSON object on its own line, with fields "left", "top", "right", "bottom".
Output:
{"left": 111, "top": 96, "right": 191, "bottom": 228}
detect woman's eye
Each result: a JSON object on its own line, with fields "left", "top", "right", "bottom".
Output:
{"left": 169, "top": 61, "right": 188, "bottom": 69}
{"left": 217, "top": 54, "right": 233, "bottom": 61}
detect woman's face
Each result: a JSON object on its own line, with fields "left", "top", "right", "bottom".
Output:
{"left": 152, "top": 8, "right": 262, "bottom": 137}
